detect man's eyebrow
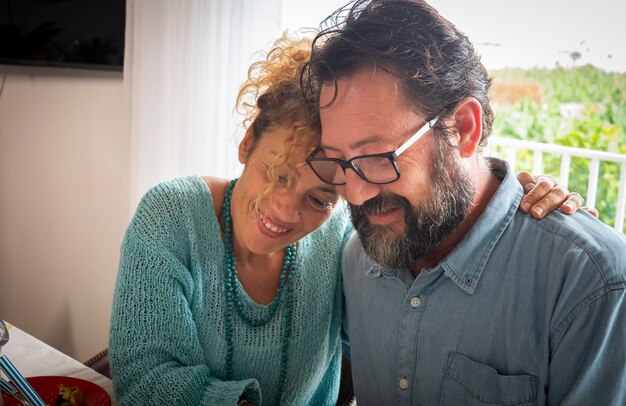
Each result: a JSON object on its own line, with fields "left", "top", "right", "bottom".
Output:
{"left": 320, "top": 135, "right": 385, "bottom": 152}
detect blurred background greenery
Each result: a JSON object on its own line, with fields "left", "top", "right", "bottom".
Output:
{"left": 489, "top": 65, "right": 626, "bottom": 232}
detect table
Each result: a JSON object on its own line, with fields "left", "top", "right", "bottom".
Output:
{"left": 0, "top": 322, "right": 117, "bottom": 405}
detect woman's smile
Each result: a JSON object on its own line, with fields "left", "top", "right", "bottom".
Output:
{"left": 257, "top": 210, "right": 293, "bottom": 237}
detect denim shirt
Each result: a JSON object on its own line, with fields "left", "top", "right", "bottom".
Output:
{"left": 342, "top": 159, "right": 626, "bottom": 406}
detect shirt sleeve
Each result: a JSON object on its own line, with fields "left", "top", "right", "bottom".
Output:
{"left": 109, "top": 189, "right": 261, "bottom": 406}
{"left": 548, "top": 287, "right": 626, "bottom": 404}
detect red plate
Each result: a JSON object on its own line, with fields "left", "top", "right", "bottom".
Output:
{"left": 1, "top": 376, "right": 111, "bottom": 405}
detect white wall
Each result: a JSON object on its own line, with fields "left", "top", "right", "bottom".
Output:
{"left": 0, "top": 66, "right": 130, "bottom": 362}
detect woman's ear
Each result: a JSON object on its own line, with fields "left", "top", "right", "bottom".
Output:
{"left": 238, "top": 126, "right": 255, "bottom": 164}
{"left": 453, "top": 97, "right": 483, "bottom": 158}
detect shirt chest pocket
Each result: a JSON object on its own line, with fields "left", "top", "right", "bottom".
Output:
{"left": 438, "top": 352, "right": 538, "bottom": 406}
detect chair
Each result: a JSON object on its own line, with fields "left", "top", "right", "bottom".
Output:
{"left": 84, "top": 348, "right": 111, "bottom": 379}
{"left": 83, "top": 349, "right": 355, "bottom": 405}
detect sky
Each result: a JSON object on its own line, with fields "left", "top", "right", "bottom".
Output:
{"left": 281, "top": 0, "right": 626, "bottom": 73}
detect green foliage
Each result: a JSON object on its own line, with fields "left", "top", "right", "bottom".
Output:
{"left": 490, "top": 66, "right": 626, "bottom": 232}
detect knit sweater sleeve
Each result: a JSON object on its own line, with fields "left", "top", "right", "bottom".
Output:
{"left": 338, "top": 202, "right": 354, "bottom": 361}
{"left": 109, "top": 178, "right": 260, "bottom": 406}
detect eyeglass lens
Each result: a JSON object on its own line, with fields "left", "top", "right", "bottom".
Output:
{"left": 309, "top": 155, "right": 398, "bottom": 184}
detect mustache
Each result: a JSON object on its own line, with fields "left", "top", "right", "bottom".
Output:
{"left": 350, "top": 193, "right": 411, "bottom": 216}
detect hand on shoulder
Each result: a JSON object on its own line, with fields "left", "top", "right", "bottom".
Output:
{"left": 516, "top": 171, "right": 599, "bottom": 219}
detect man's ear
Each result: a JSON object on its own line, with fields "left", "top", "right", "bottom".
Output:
{"left": 238, "top": 126, "right": 255, "bottom": 164}
{"left": 453, "top": 97, "right": 483, "bottom": 158}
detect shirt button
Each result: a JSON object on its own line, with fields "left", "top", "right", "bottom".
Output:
{"left": 410, "top": 297, "right": 421, "bottom": 308}
{"left": 399, "top": 378, "right": 409, "bottom": 390}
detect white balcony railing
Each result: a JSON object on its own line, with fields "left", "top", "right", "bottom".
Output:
{"left": 486, "top": 136, "right": 626, "bottom": 234}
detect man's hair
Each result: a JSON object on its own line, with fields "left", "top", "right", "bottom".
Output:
{"left": 302, "top": 0, "right": 494, "bottom": 147}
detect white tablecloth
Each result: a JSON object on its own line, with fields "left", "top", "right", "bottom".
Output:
{"left": 1, "top": 322, "right": 117, "bottom": 405}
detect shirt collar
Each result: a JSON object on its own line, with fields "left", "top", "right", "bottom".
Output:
{"left": 439, "top": 158, "right": 522, "bottom": 294}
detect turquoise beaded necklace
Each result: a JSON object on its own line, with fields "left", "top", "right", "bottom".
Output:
{"left": 222, "top": 178, "right": 297, "bottom": 400}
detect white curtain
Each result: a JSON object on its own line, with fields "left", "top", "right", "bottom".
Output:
{"left": 125, "top": 0, "right": 283, "bottom": 207}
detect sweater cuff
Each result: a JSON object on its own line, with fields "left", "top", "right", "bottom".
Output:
{"left": 176, "top": 371, "right": 260, "bottom": 406}
{"left": 202, "top": 377, "right": 261, "bottom": 406}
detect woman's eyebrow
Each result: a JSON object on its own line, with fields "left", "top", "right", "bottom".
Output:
{"left": 294, "top": 165, "right": 337, "bottom": 195}
{"left": 318, "top": 186, "right": 338, "bottom": 195}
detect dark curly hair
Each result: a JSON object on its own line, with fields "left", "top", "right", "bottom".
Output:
{"left": 301, "top": 0, "right": 494, "bottom": 148}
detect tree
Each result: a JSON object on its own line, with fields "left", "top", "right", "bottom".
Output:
{"left": 570, "top": 51, "right": 581, "bottom": 67}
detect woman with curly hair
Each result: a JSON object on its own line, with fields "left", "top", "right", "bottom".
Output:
{"left": 109, "top": 35, "right": 352, "bottom": 406}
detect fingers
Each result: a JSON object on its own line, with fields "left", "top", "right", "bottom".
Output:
{"left": 530, "top": 185, "right": 569, "bottom": 218}
{"left": 560, "top": 192, "right": 585, "bottom": 214}
{"left": 519, "top": 174, "right": 559, "bottom": 217}
{"left": 535, "top": 174, "right": 557, "bottom": 188}
{"left": 516, "top": 171, "right": 537, "bottom": 193}
{"left": 518, "top": 172, "right": 593, "bottom": 219}
{"left": 582, "top": 206, "right": 599, "bottom": 218}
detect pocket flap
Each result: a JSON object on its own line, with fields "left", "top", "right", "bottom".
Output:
{"left": 442, "top": 352, "right": 538, "bottom": 405}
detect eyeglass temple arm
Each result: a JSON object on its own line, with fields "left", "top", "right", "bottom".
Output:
{"left": 394, "top": 117, "right": 439, "bottom": 157}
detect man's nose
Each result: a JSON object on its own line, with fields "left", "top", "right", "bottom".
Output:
{"left": 342, "top": 170, "right": 381, "bottom": 206}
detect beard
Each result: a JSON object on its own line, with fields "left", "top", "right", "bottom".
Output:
{"left": 349, "top": 139, "right": 475, "bottom": 270}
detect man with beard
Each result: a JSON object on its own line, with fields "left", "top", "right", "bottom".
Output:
{"left": 303, "top": 0, "right": 626, "bottom": 404}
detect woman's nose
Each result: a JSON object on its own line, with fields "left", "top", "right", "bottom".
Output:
{"left": 270, "top": 193, "right": 302, "bottom": 224}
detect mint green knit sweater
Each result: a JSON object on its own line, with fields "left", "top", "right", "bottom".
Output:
{"left": 109, "top": 176, "right": 353, "bottom": 405}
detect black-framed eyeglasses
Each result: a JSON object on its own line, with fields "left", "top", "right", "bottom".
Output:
{"left": 306, "top": 117, "right": 439, "bottom": 185}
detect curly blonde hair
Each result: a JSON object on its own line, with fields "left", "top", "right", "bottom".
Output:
{"left": 236, "top": 33, "right": 320, "bottom": 200}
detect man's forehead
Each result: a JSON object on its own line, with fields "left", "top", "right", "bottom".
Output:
{"left": 319, "top": 68, "right": 402, "bottom": 107}
{"left": 319, "top": 70, "right": 418, "bottom": 149}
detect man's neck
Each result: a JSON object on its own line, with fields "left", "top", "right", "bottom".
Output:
{"left": 410, "top": 158, "right": 501, "bottom": 275}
